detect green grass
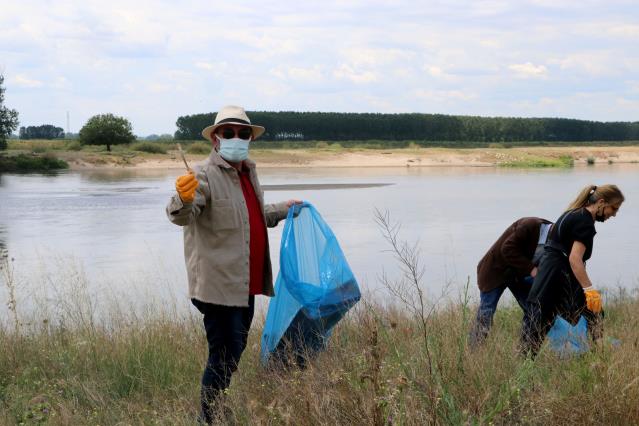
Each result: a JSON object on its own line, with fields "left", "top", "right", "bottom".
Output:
{"left": 130, "top": 141, "right": 168, "bottom": 154}
{"left": 499, "top": 155, "right": 575, "bottom": 168}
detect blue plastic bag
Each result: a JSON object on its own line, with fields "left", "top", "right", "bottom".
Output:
{"left": 261, "top": 202, "right": 361, "bottom": 366}
{"left": 547, "top": 315, "right": 589, "bottom": 356}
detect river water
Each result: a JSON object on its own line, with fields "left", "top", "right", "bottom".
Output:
{"left": 0, "top": 165, "right": 637, "bottom": 317}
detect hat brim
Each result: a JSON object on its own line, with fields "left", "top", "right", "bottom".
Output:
{"left": 201, "top": 122, "right": 265, "bottom": 142}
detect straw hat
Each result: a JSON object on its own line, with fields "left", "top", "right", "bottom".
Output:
{"left": 201, "top": 105, "right": 265, "bottom": 142}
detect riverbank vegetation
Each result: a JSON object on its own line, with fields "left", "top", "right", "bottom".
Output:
{"left": 0, "top": 153, "right": 68, "bottom": 173}
{"left": 4, "top": 138, "right": 639, "bottom": 170}
{"left": 2, "top": 253, "right": 638, "bottom": 424}
{"left": 498, "top": 154, "right": 575, "bottom": 168}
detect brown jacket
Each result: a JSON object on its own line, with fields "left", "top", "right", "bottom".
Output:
{"left": 477, "top": 217, "right": 552, "bottom": 292}
{"left": 166, "top": 152, "right": 289, "bottom": 307}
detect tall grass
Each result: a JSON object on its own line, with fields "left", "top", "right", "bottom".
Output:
{"left": 2, "top": 256, "right": 639, "bottom": 424}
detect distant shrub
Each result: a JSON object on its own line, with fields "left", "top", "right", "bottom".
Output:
{"left": 0, "top": 153, "right": 68, "bottom": 172}
{"left": 186, "top": 142, "right": 211, "bottom": 154}
{"left": 329, "top": 143, "right": 343, "bottom": 150}
{"left": 66, "top": 140, "right": 83, "bottom": 151}
{"left": 31, "top": 145, "right": 48, "bottom": 153}
{"left": 315, "top": 141, "right": 329, "bottom": 149}
{"left": 586, "top": 156, "right": 595, "bottom": 165}
{"left": 131, "top": 141, "right": 167, "bottom": 154}
{"left": 559, "top": 155, "right": 574, "bottom": 167}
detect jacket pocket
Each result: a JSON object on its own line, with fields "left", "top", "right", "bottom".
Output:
{"left": 210, "top": 198, "right": 238, "bottom": 230}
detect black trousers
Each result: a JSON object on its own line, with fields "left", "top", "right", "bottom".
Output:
{"left": 191, "top": 296, "right": 255, "bottom": 424}
{"left": 521, "top": 252, "right": 602, "bottom": 356}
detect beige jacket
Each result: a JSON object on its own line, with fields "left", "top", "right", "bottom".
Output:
{"left": 166, "top": 151, "right": 289, "bottom": 307}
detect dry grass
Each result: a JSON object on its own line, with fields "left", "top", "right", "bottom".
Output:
{"left": 2, "top": 253, "right": 639, "bottom": 425}
{"left": 1, "top": 290, "right": 638, "bottom": 425}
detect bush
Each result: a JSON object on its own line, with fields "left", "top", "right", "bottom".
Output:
{"left": 130, "top": 142, "right": 167, "bottom": 154}
{"left": 0, "top": 153, "right": 68, "bottom": 172}
{"left": 186, "top": 142, "right": 211, "bottom": 155}
{"left": 586, "top": 156, "right": 596, "bottom": 165}
{"left": 66, "top": 140, "right": 83, "bottom": 151}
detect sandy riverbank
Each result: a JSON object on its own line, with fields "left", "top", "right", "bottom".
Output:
{"left": 61, "top": 146, "right": 639, "bottom": 170}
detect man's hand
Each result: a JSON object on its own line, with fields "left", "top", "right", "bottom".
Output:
{"left": 584, "top": 287, "right": 602, "bottom": 313}
{"left": 175, "top": 172, "right": 199, "bottom": 203}
{"left": 286, "top": 199, "right": 303, "bottom": 208}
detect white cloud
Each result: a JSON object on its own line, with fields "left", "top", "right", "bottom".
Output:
{"left": 608, "top": 24, "right": 639, "bottom": 38}
{"left": 425, "top": 66, "right": 446, "bottom": 78}
{"left": 508, "top": 62, "right": 548, "bottom": 78}
{"left": 339, "top": 47, "right": 415, "bottom": 67}
{"left": 2, "top": 0, "right": 639, "bottom": 132}
{"left": 333, "top": 64, "right": 377, "bottom": 84}
{"left": 415, "top": 89, "right": 478, "bottom": 102}
{"left": 468, "top": 1, "right": 513, "bottom": 16}
{"left": 51, "top": 77, "right": 71, "bottom": 90}
{"left": 195, "top": 62, "right": 215, "bottom": 71}
{"left": 13, "top": 74, "right": 44, "bottom": 88}
{"left": 288, "top": 66, "right": 324, "bottom": 82}
{"left": 553, "top": 52, "right": 615, "bottom": 76}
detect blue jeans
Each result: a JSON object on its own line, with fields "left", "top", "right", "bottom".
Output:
{"left": 191, "top": 296, "right": 255, "bottom": 424}
{"left": 469, "top": 279, "right": 530, "bottom": 348}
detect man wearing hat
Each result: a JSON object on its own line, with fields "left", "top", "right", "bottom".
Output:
{"left": 166, "top": 105, "right": 300, "bottom": 423}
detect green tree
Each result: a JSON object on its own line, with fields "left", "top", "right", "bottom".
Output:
{"left": 79, "top": 113, "right": 135, "bottom": 151}
{"left": 0, "top": 74, "right": 19, "bottom": 150}
{"left": 19, "top": 124, "right": 65, "bottom": 139}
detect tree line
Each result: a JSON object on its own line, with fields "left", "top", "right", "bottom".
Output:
{"left": 175, "top": 111, "right": 639, "bottom": 143}
{"left": 19, "top": 125, "right": 65, "bottom": 139}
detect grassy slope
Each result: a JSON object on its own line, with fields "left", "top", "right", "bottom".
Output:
{"left": 1, "top": 288, "right": 638, "bottom": 425}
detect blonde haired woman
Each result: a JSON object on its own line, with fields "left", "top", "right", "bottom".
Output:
{"left": 521, "top": 184, "right": 625, "bottom": 356}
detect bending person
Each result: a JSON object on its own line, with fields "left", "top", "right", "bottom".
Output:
{"left": 469, "top": 217, "right": 552, "bottom": 348}
{"left": 521, "top": 184, "right": 624, "bottom": 357}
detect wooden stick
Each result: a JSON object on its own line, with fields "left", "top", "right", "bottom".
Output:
{"left": 176, "top": 143, "right": 191, "bottom": 172}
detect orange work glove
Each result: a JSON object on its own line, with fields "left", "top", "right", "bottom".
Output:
{"left": 175, "top": 172, "right": 198, "bottom": 203}
{"left": 584, "top": 287, "right": 602, "bottom": 314}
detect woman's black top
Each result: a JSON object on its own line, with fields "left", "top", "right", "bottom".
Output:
{"left": 546, "top": 207, "right": 596, "bottom": 261}
{"left": 527, "top": 208, "right": 596, "bottom": 317}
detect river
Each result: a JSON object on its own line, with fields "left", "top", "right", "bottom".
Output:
{"left": 0, "top": 165, "right": 637, "bottom": 318}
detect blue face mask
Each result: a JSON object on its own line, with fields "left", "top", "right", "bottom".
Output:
{"left": 217, "top": 137, "right": 250, "bottom": 162}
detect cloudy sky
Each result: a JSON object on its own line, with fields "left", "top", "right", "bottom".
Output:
{"left": 1, "top": 0, "right": 638, "bottom": 136}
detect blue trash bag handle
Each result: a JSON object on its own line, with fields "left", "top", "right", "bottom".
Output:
{"left": 286, "top": 200, "right": 312, "bottom": 221}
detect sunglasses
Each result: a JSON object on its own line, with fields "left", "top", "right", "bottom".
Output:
{"left": 217, "top": 127, "right": 253, "bottom": 140}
